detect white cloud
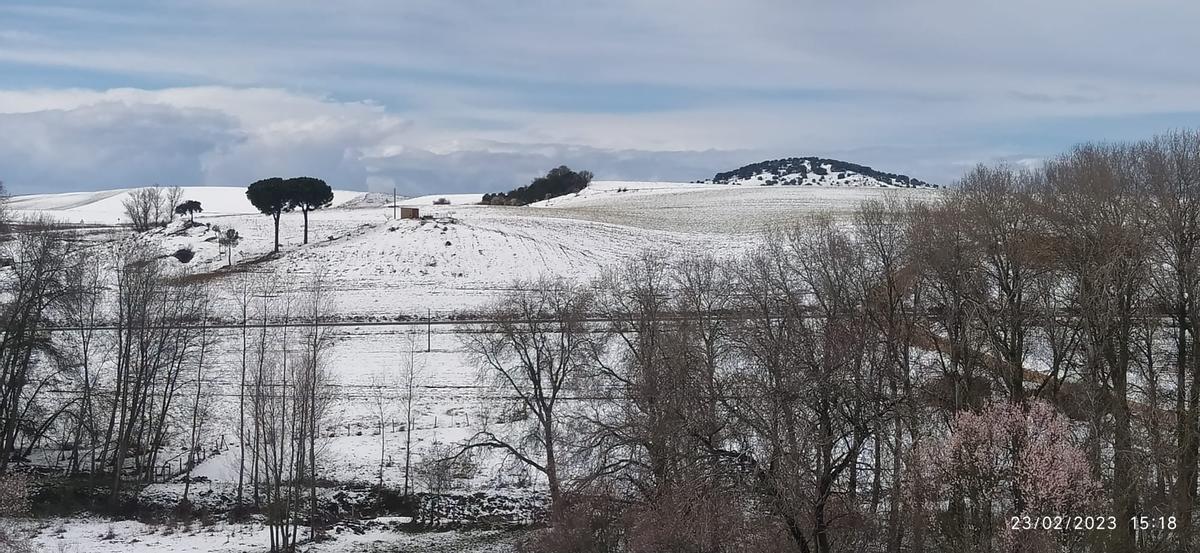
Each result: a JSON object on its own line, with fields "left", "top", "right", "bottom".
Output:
{"left": 0, "top": 87, "right": 763, "bottom": 194}
{"left": 4, "top": 2, "right": 1200, "bottom": 193}
{"left": 0, "top": 101, "right": 240, "bottom": 191}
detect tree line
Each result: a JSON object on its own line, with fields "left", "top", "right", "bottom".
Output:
{"left": 0, "top": 211, "right": 336, "bottom": 550}
{"left": 482, "top": 166, "right": 593, "bottom": 206}
{"left": 456, "top": 131, "right": 1200, "bottom": 553}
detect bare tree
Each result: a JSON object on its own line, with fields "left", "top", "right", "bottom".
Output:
{"left": 60, "top": 248, "right": 107, "bottom": 476}
{"left": 415, "top": 441, "right": 468, "bottom": 527}
{"left": 164, "top": 186, "right": 184, "bottom": 223}
{"left": 245, "top": 271, "right": 335, "bottom": 551}
{"left": 297, "top": 271, "right": 335, "bottom": 540}
{"left": 954, "top": 165, "right": 1047, "bottom": 405}
{"left": 1041, "top": 143, "right": 1150, "bottom": 552}
{"left": 854, "top": 195, "right": 924, "bottom": 552}
{"left": 247, "top": 289, "right": 307, "bottom": 551}
{"left": 99, "top": 240, "right": 210, "bottom": 502}
{"left": 586, "top": 253, "right": 711, "bottom": 501}
{"left": 369, "top": 374, "right": 392, "bottom": 488}
{"left": 0, "top": 180, "right": 9, "bottom": 232}
{"left": 716, "top": 217, "right": 887, "bottom": 553}
{"left": 230, "top": 274, "right": 257, "bottom": 506}
{"left": 581, "top": 252, "right": 739, "bottom": 551}
{"left": 0, "top": 219, "right": 79, "bottom": 475}
{"left": 121, "top": 186, "right": 166, "bottom": 232}
{"left": 399, "top": 333, "right": 425, "bottom": 498}
{"left": 182, "top": 285, "right": 216, "bottom": 504}
{"left": 458, "top": 276, "right": 592, "bottom": 517}
{"left": 1140, "top": 130, "right": 1200, "bottom": 551}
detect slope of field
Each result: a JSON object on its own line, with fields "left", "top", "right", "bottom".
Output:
{"left": 12, "top": 182, "right": 944, "bottom": 318}
{"left": 6, "top": 181, "right": 944, "bottom": 552}
{"left": 527, "top": 180, "right": 941, "bottom": 233}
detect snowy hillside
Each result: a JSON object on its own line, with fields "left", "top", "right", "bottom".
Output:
{"left": 11, "top": 182, "right": 941, "bottom": 319}
{"left": 528, "top": 180, "right": 942, "bottom": 233}
{"left": 10, "top": 182, "right": 945, "bottom": 365}
{"left": 6, "top": 180, "right": 945, "bottom": 552}
{"left": 8, "top": 186, "right": 367, "bottom": 224}
{"left": 712, "top": 157, "right": 937, "bottom": 188}
{"left": 7, "top": 181, "right": 945, "bottom": 458}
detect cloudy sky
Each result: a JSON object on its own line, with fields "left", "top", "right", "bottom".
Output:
{"left": 2, "top": 1, "right": 1200, "bottom": 195}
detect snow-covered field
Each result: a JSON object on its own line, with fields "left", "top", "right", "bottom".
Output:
{"left": 15, "top": 182, "right": 940, "bottom": 318}
{"left": 4, "top": 181, "right": 942, "bottom": 552}
{"left": 10, "top": 517, "right": 522, "bottom": 552}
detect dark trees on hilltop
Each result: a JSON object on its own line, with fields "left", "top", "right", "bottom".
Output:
{"left": 246, "top": 177, "right": 291, "bottom": 253}
{"left": 174, "top": 200, "right": 203, "bottom": 223}
{"left": 246, "top": 177, "right": 334, "bottom": 251}
{"left": 712, "top": 157, "right": 937, "bottom": 188}
{"left": 286, "top": 177, "right": 333, "bottom": 244}
{"left": 482, "top": 166, "right": 593, "bottom": 206}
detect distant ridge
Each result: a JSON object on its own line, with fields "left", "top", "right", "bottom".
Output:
{"left": 713, "top": 157, "right": 937, "bottom": 188}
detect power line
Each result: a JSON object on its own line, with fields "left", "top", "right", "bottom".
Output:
{"left": 36, "top": 312, "right": 782, "bottom": 333}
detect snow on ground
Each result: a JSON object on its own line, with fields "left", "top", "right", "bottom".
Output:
{"left": 9, "top": 181, "right": 942, "bottom": 551}
{"left": 399, "top": 193, "right": 486, "bottom": 207}
{"left": 14, "top": 179, "right": 945, "bottom": 444}
{"left": 8, "top": 186, "right": 366, "bottom": 225}
{"left": 183, "top": 327, "right": 529, "bottom": 490}
{"left": 100, "top": 181, "right": 940, "bottom": 319}
{"left": 525, "top": 180, "right": 942, "bottom": 234}
{"left": 11, "top": 517, "right": 522, "bottom": 552}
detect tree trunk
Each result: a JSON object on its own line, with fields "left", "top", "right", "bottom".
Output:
{"left": 238, "top": 311, "right": 247, "bottom": 505}
{"left": 544, "top": 416, "right": 561, "bottom": 519}
{"left": 273, "top": 212, "right": 281, "bottom": 253}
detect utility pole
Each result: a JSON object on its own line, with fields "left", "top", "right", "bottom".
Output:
{"left": 426, "top": 308, "right": 431, "bottom": 352}
{"left": 393, "top": 187, "right": 397, "bottom": 220}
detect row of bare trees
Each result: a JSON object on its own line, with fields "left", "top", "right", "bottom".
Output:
{"left": 0, "top": 231, "right": 216, "bottom": 487}
{"left": 239, "top": 273, "right": 334, "bottom": 551}
{"left": 0, "top": 207, "right": 335, "bottom": 552}
{"left": 121, "top": 185, "right": 185, "bottom": 231}
{"left": 462, "top": 131, "right": 1200, "bottom": 553}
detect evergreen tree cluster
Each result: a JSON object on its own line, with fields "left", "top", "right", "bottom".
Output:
{"left": 173, "top": 199, "right": 203, "bottom": 223}
{"left": 246, "top": 176, "right": 334, "bottom": 252}
{"left": 482, "top": 166, "right": 593, "bottom": 206}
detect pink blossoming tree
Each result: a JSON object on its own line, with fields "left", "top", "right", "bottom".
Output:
{"left": 916, "top": 400, "right": 1100, "bottom": 552}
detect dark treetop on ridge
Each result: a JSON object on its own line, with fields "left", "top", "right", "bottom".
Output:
{"left": 713, "top": 157, "right": 937, "bottom": 188}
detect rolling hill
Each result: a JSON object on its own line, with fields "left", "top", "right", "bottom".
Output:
{"left": 712, "top": 157, "right": 937, "bottom": 188}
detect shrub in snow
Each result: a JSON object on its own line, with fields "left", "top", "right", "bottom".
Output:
{"left": 0, "top": 473, "right": 32, "bottom": 553}
{"left": 0, "top": 473, "right": 29, "bottom": 516}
